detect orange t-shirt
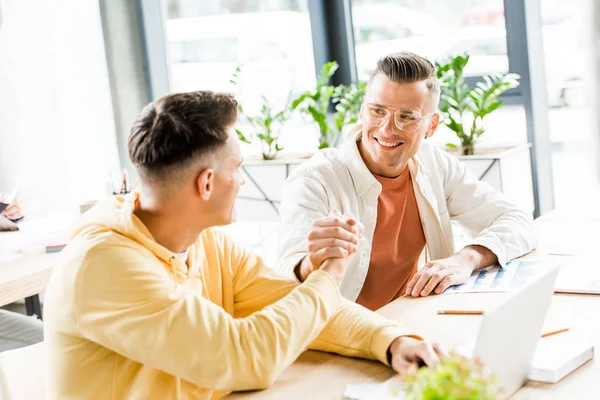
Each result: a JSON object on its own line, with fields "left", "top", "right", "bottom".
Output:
{"left": 356, "top": 168, "right": 426, "bottom": 311}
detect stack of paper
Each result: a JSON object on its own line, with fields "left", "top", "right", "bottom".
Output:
{"left": 529, "top": 332, "right": 594, "bottom": 383}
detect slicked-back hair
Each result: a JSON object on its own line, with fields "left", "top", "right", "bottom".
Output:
{"left": 128, "top": 91, "right": 238, "bottom": 181}
{"left": 369, "top": 51, "right": 440, "bottom": 102}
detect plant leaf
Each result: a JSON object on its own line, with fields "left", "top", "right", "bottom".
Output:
{"left": 235, "top": 129, "right": 251, "bottom": 144}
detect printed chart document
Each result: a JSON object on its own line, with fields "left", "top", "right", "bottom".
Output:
{"left": 445, "top": 260, "right": 548, "bottom": 294}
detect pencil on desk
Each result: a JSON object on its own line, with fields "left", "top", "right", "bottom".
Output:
{"left": 540, "top": 327, "right": 570, "bottom": 338}
{"left": 437, "top": 310, "right": 484, "bottom": 315}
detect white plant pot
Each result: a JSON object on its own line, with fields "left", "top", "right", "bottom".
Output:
{"left": 451, "top": 143, "right": 535, "bottom": 217}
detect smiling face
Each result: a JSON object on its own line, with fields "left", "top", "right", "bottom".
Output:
{"left": 358, "top": 73, "right": 440, "bottom": 178}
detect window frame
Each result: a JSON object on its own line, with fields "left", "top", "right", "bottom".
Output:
{"left": 136, "top": 0, "right": 554, "bottom": 216}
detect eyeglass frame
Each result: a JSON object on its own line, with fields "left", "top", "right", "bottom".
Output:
{"left": 361, "top": 103, "right": 438, "bottom": 132}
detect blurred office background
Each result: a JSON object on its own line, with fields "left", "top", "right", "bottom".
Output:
{"left": 0, "top": 0, "right": 598, "bottom": 219}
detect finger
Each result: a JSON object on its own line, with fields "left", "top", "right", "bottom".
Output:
{"left": 308, "top": 226, "right": 360, "bottom": 244}
{"left": 308, "top": 237, "right": 358, "bottom": 254}
{"left": 310, "top": 247, "right": 349, "bottom": 268}
{"left": 414, "top": 343, "right": 440, "bottom": 368}
{"left": 329, "top": 209, "right": 342, "bottom": 217}
{"left": 341, "top": 213, "right": 358, "bottom": 227}
{"left": 391, "top": 356, "right": 414, "bottom": 375}
{"left": 405, "top": 265, "right": 428, "bottom": 295}
{"left": 421, "top": 269, "right": 452, "bottom": 296}
{"left": 432, "top": 342, "right": 449, "bottom": 360}
{"left": 358, "top": 222, "right": 365, "bottom": 235}
{"left": 4, "top": 206, "right": 22, "bottom": 219}
{"left": 434, "top": 275, "right": 455, "bottom": 295}
{"left": 406, "top": 264, "right": 434, "bottom": 296}
{"left": 411, "top": 266, "right": 439, "bottom": 297}
{"left": 4, "top": 211, "right": 19, "bottom": 219}
{"left": 312, "top": 216, "right": 356, "bottom": 232}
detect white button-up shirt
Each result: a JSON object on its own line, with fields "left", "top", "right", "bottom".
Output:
{"left": 277, "top": 133, "right": 538, "bottom": 301}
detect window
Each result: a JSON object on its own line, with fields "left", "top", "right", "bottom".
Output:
{"left": 161, "top": 0, "right": 316, "bottom": 115}
{"left": 539, "top": 0, "right": 599, "bottom": 208}
{"left": 351, "top": 0, "right": 508, "bottom": 81}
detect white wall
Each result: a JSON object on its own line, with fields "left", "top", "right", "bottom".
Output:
{"left": 593, "top": 0, "right": 600, "bottom": 181}
{"left": 0, "top": 0, "right": 120, "bottom": 217}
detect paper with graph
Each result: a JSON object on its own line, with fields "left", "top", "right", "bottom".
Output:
{"left": 445, "top": 260, "right": 545, "bottom": 294}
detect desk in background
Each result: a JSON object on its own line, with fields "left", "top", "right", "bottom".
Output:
{"left": 0, "top": 214, "right": 74, "bottom": 318}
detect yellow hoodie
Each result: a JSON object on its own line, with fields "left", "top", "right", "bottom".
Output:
{"left": 44, "top": 193, "right": 420, "bottom": 399}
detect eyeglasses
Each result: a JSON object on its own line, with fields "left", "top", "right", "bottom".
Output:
{"left": 361, "top": 103, "right": 436, "bottom": 132}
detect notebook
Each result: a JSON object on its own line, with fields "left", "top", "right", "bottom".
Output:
{"left": 528, "top": 332, "right": 594, "bottom": 383}
{"left": 555, "top": 275, "right": 600, "bottom": 295}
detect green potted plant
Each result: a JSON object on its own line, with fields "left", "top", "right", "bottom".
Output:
{"left": 434, "top": 54, "right": 535, "bottom": 217}
{"left": 292, "top": 61, "right": 365, "bottom": 149}
{"left": 403, "top": 353, "right": 502, "bottom": 400}
{"left": 333, "top": 81, "right": 366, "bottom": 146}
{"left": 230, "top": 65, "right": 289, "bottom": 160}
{"left": 235, "top": 98, "right": 288, "bottom": 160}
{"left": 435, "top": 54, "right": 520, "bottom": 156}
{"left": 368, "top": 353, "right": 501, "bottom": 399}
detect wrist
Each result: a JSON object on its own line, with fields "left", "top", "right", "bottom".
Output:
{"left": 387, "top": 337, "right": 402, "bottom": 364}
{"left": 457, "top": 245, "right": 496, "bottom": 270}
{"left": 294, "top": 256, "right": 311, "bottom": 282}
{"left": 320, "top": 259, "right": 345, "bottom": 284}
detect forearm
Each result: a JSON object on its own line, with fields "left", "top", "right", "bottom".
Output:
{"left": 454, "top": 245, "right": 498, "bottom": 271}
{"left": 308, "top": 300, "right": 422, "bottom": 365}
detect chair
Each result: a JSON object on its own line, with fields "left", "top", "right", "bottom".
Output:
{"left": 0, "top": 342, "right": 46, "bottom": 399}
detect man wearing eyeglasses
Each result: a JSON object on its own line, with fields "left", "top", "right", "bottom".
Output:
{"left": 277, "top": 51, "right": 537, "bottom": 310}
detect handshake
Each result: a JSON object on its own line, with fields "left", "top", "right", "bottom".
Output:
{"left": 295, "top": 210, "right": 364, "bottom": 285}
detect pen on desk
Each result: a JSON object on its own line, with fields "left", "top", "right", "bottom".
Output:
{"left": 437, "top": 310, "right": 484, "bottom": 315}
{"left": 540, "top": 327, "right": 570, "bottom": 338}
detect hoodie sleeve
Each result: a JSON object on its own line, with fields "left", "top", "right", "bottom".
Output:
{"left": 74, "top": 243, "right": 343, "bottom": 392}
{"left": 232, "top": 237, "right": 422, "bottom": 367}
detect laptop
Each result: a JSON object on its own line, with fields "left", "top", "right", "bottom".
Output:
{"left": 459, "top": 264, "right": 559, "bottom": 398}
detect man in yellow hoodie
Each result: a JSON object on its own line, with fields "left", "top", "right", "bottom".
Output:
{"left": 44, "top": 91, "right": 441, "bottom": 399}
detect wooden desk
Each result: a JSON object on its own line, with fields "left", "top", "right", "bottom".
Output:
{"left": 227, "top": 210, "right": 600, "bottom": 399}
{"left": 0, "top": 214, "right": 73, "bottom": 316}
{"left": 0, "top": 252, "right": 60, "bottom": 309}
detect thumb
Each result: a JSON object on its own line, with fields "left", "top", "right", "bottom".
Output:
{"left": 391, "top": 356, "right": 415, "bottom": 375}
{"left": 330, "top": 209, "right": 342, "bottom": 217}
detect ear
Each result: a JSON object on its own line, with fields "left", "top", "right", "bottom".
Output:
{"left": 197, "top": 169, "right": 215, "bottom": 201}
{"left": 425, "top": 113, "right": 440, "bottom": 138}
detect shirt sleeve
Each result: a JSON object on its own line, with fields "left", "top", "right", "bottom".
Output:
{"left": 277, "top": 169, "right": 331, "bottom": 278}
{"left": 437, "top": 146, "right": 538, "bottom": 266}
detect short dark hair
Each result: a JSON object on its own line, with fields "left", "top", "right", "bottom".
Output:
{"left": 128, "top": 91, "right": 238, "bottom": 179}
{"left": 370, "top": 51, "right": 440, "bottom": 100}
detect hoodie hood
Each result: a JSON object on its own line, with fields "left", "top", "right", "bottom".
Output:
{"left": 72, "top": 192, "right": 175, "bottom": 265}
